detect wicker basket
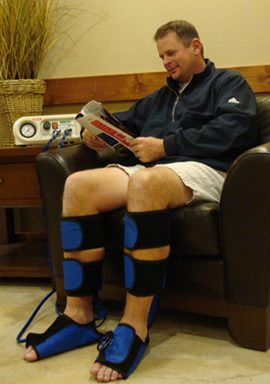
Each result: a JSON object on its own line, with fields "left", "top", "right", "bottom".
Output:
{"left": 0, "top": 79, "right": 46, "bottom": 146}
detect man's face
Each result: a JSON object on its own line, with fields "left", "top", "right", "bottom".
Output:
{"left": 156, "top": 31, "right": 198, "bottom": 83}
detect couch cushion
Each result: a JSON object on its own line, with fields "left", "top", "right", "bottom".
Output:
{"left": 171, "top": 202, "right": 220, "bottom": 256}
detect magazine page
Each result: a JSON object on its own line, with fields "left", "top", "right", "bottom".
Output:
{"left": 78, "top": 113, "right": 135, "bottom": 153}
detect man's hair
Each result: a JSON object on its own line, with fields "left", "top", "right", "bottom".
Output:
{"left": 154, "top": 20, "right": 204, "bottom": 57}
{"left": 154, "top": 20, "right": 200, "bottom": 46}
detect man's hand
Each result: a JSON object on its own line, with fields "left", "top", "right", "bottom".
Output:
{"left": 81, "top": 129, "right": 106, "bottom": 151}
{"left": 129, "top": 137, "right": 166, "bottom": 163}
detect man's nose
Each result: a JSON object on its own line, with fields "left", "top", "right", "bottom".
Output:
{"left": 163, "top": 55, "right": 171, "bottom": 66}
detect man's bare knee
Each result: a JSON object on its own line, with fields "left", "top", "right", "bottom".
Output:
{"left": 128, "top": 168, "right": 163, "bottom": 193}
{"left": 127, "top": 167, "right": 193, "bottom": 210}
{"left": 63, "top": 167, "right": 129, "bottom": 216}
{"left": 64, "top": 172, "right": 87, "bottom": 199}
{"left": 127, "top": 168, "right": 169, "bottom": 210}
{"left": 63, "top": 170, "right": 98, "bottom": 216}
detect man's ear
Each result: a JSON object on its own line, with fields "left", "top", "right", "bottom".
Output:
{"left": 191, "top": 38, "right": 203, "bottom": 55}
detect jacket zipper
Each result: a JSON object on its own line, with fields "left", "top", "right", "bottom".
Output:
{"left": 167, "top": 85, "right": 180, "bottom": 122}
{"left": 167, "top": 78, "right": 192, "bottom": 122}
{"left": 172, "top": 94, "right": 180, "bottom": 122}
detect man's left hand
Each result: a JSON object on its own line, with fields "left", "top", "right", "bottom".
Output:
{"left": 129, "top": 137, "right": 166, "bottom": 163}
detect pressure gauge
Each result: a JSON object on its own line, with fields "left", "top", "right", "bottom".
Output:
{"left": 19, "top": 123, "right": 37, "bottom": 138}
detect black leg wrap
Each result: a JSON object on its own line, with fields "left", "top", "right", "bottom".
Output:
{"left": 124, "top": 254, "right": 167, "bottom": 297}
{"left": 63, "top": 259, "right": 103, "bottom": 296}
{"left": 123, "top": 209, "right": 170, "bottom": 328}
{"left": 124, "top": 209, "right": 172, "bottom": 249}
{"left": 60, "top": 214, "right": 104, "bottom": 251}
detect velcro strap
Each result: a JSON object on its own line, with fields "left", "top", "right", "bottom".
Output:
{"left": 63, "top": 259, "right": 102, "bottom": 296}
{"left": 124, "top": 254, "right": 167, "bottom": 296}
{"left": 124, "top": 209, "right": 171, "bottom": 250}
{"left": 60, "top": 214, "right": 104, "bottom": 251}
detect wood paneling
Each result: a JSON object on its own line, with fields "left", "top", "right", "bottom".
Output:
{"left": 44, "top": 64, "right": 270, "bottom": 106}
{"left": 233, "top": 65, "right": 270, "bottom": 93}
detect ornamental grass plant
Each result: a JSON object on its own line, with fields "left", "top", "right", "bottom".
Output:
{"left": 0, "top": 0, "right": 67, "bottom": 80}
{"left": 0, "top": 0, "right": 73, "bottom": 144}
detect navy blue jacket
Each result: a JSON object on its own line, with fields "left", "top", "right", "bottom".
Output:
{"left": 114, "top": 60, "right": 258, "bottom": 171}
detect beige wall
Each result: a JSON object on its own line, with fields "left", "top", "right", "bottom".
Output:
{"left": 39, "top": 0, "right": 270, "bottom": 79}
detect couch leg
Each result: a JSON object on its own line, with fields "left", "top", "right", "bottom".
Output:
{"left": 227, "top": 303, "right": 270, "bottom": 351}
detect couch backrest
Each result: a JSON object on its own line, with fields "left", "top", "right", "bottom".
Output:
{"left": 256, "top": 95, "right": 270, "bottom": 144}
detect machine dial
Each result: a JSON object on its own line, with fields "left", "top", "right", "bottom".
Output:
{"left": 20, "top": 123, "right": 37, "bottom": 138}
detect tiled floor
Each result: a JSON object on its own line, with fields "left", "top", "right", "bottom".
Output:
{"left": 1, "top": 279, "right": 270, "bottom": 384}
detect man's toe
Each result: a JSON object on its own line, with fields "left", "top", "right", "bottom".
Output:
{"left": 96, "top": 365, "right": 108, "bottom": 382}
{"left": 23, "top": 347, "right": 38, "bottom": 362}
{"left": 90, "top": 361, "right": 102, "bottom": 378}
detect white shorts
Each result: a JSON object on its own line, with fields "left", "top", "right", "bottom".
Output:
{"left": 107, "top": 161, "right": 225, "bottom": 204}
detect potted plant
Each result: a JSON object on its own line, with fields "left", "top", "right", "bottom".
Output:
{"left": 0, "top": 0, "right": 66, "bottom": 145}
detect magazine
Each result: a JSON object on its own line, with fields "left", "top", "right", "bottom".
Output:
{"left": 77, "top": 101, "right": 135, "bottom": 154}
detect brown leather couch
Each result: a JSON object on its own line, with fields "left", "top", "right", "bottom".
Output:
{"left": 35, "top": 95, "right": 270, "bottom": 351}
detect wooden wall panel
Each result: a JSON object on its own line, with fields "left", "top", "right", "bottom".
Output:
{"left": 233, "top": 65, "right": 270, "bottom": 93}
{"left": 44, "top": 64, "right": 270, "bottom": 106}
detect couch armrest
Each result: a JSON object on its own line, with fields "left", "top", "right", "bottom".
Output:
{"left": 220, "top": 142, "right": 270, "bottom": 306}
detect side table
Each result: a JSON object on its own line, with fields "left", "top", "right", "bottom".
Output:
{"left": 0, "top": 146, "right": 51, "bottom": 278}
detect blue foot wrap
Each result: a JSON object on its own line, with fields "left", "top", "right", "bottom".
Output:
{"left": 26, "top": 314, "right": 103, "bottom": 360}
{"left": 63, "top": 259, "right": 103, "bottom": 296}
{"left": 124, "top": 209, "right": 171, "bottom": 250}
{"left": 60, "top": 214, "right": 104, "bottom": 251}
{"left": 95, "top": 324, "right": 149, "bottom": 379}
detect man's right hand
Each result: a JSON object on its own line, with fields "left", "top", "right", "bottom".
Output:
{"left": 81, "top": 129, "right": 107, "bottom": 151}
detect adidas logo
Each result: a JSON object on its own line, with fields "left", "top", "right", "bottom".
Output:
{"left": 228, "top": 97, "right": 240, "bottom": 104}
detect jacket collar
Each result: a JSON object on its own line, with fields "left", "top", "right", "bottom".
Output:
{"left": 166, "top": 59, "right": 214, "bottom": 93}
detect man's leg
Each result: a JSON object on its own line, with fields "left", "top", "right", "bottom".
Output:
{"left": 24, "top": 167, "right": 129, "bottom": 362}
{"left": 91, "top": 166, "right": 193, "bottom": 382}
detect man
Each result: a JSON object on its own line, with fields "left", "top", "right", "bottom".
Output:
{"left": 24, "top": 20, "right": 257, "bottom": 382}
